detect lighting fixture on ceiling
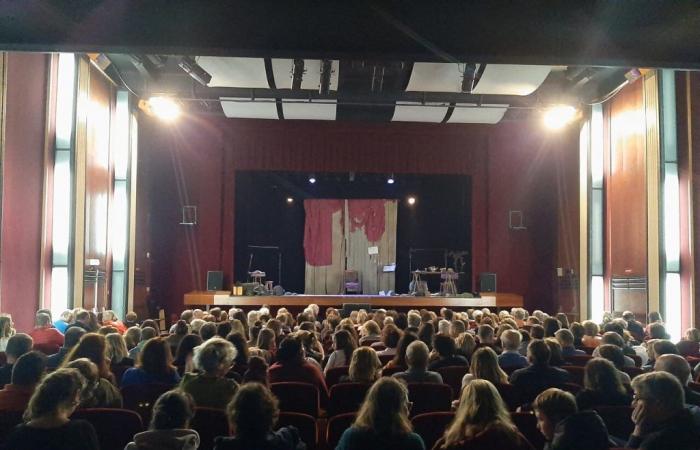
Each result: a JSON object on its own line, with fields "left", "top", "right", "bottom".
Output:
{"left": 543, "top": 105, "right": 578, "bottom": 130}
{"left": 407, "top": 196, "right": 416, "bottom": 206}
{"left": 148, "top": 96, "right": 181, "bottom": 122}
{"left": 308, "top": 174, "right": 316, "bottom": 184}
{"left": 179, "top": 56, "right": 212, "bottom": 86}
{"left": 286, "top": 197, "right": 294, "bottom": 204}
{"left": 461, "top": 63, "right": 481, "bottom": 93}
{"left": 387, "top": 174, "right": 395, "bottom": 184}
{"left": 292, "top": 59, "right": 305, "bottom": 90}
{"left": 319, "top": 59, "right": 333, "bottom": 95}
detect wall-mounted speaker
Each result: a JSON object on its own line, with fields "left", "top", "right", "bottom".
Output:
{"left": 206, "top": 271, "right": 223, "bottom": 291}
{"left": 479, "top": 272, "right": 497, "bottom": 293}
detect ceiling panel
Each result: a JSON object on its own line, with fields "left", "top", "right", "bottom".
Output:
{"left": 197, "top": 57, "right": 269, "bottom": 88}
{"left": 220, "top": 97, "right": 278, "bottom": 119}
{"left": 472, "top": 64, "right": 551, "bottom": 96}
{"left": 282, "top": 101, "right": 337, "bottom": 120}
{"left": 271, "top": 59, "right": 339, "bottom": 90}
{"left": 448, "top": 103, "right": 508, "bottom": 124}
{"left": 391, "top": 102, "right": 448, "bottom": 123}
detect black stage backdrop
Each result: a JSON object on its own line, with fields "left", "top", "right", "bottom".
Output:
{"left": 234, "top": 171, "right": 471, "bottom": 294}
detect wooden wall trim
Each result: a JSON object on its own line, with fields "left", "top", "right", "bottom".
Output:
{"left": 686, "top": 72, "right": 696, "bottom": 326}
{"left": 579, "top": 119, "right": 590, "bottom": 320}
{"left": 0, "top": 52, "right": 5, "bottom": 311}
{"left": 645, "top": 72, "right": 661, "bottom": 315}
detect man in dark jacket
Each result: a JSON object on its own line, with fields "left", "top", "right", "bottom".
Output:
{"left": 623, "top": 311, "right": 645, "bottom": 343}
{"left": 533, "top": 388, "right": 610, "bottom": 450}
{"left": 628, "top": 371, "right": 700, "bottom": 450}
{"left": 0, "top": 333, "right": 33, "bottom": 388}
{"left": 46, "top": 327, "right": 85, "bottom": 369}
{"left": 510, "top": 340, "right": 570, "bottom": 403}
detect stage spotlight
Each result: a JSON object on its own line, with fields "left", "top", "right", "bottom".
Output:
{"left": 148, "top": 96, "right": 181, "bottom": 122}
{"left": 543, "top": 105, "right": 577, "bottom": 130}
{"left": 309, "top": 174, "right": 316, "bottom": 184}
{"left": 387, "top": 174, "right": 395, "bottom": 184}
{"left": 286, "top": 197, "right": 294, "bottom": 204}
{"left": 179, "top": 56, "right": 212, "bottom": 86}
{"left": 407, "top": 196, "right": 416, "bottom": 205}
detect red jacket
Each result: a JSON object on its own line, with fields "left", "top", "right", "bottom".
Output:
{"left": 29, "top": 327, "right": 64, "bottom": 352}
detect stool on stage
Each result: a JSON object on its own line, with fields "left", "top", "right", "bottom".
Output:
{"left": 248, "top": 270, "right": 266, "bottom": 285}
{"left": 440, "top": 269, "right": 458, "bottom": 296}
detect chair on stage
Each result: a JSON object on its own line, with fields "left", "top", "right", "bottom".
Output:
{"left": 411, "top": 412, "right": 455, "bottom": 450}
{"left": 270, "top": 382, "right": 320, "bottom": 417}
{"left": 277, "top": 412, "right": 318, "bottom": 450}
{"left": 190, "top": 407, "right": 229, "bottom": 450}
{"left": 328, "top": 382, "right": 371, "bottom": 417}
{"left": 407, "top": 383, "right": 452, "bottom": 417}
{"left": 344, "top": 270, "right": 361, "bottom": 294}
{"left": 72, "top": 408, "right": 143, "bottom": 450}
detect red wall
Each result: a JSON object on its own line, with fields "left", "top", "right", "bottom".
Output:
{"left": 137, "top": 116, "right": 579, "bottom": 317}
{"left": 0, "top": 53, "right": 49, "bottom": 332}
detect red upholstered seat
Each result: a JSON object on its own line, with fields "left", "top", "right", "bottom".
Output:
{"left": 325, "top": 366, "right": 350, "bottom": 387}
{"left": 326, "top": 413, "right": 355, "bottom": 450}
{"left": 594, "top": 405, "right": 634, "bottom": 441}
{"left": 562, "top": 366, "right": 585, "bottom": 386}
{"left": 328, "top": 382, "right": 371, "bottom": 417}
{"left": 407, "top": 383, "right": 453, "bottom": 417}
{"left": 435, "top": 365, "right": 469, "bottom": 399}
{"left": 495, "top": 382, "right": 522, "bottom": 411}
{"left": 270, "top": 382, "right": 320, "bottom": 417}
{"left": 191, "top": 407, "right": 229, "bottom": 450}
{"left": 564, "top": 354, "right": 593, "bottom": 366}
{"left": 120, "top": 383, "right": 173, "bottom": 424}
{"left": 33, "top": 342, "right": 60, "bottom": 355}
{"left": 511, "top": 412, "right": 546, "bottom": 450}
{"left": 72, "top": 408, "right": 143, "bottom": 450}
{"left": 558, "top": 382, "right": 582, "bottom": 395}
{"left": 381, "top": 365, "right": 405, "bottom": 376}
{"left": 378, "top": 354, "right": 394, "bottom": 366}
{"left": 411, "top": 412, "right": 455, "bottom": 450}
{"left": 277, "top": 412, "right": 317, "bottom": 450}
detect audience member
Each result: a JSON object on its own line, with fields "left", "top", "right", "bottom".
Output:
{"left": 102, "top": 310, "right": 127, "bottom": 334}
{"left": 544, "top": 338, "right": 567, "bottom": 367}
{"left": 462, "top": 347, "right": 509, "bottom": 389}
{"left": 61, "top": 333, "right": 116, "bottom": 384}
{"left": 214, "top": 382, "right": 304, "bottom": 450}
{"left": 529, "top": 325, "right": 545, "bottom": 340}
{"left": 581, "top": 321, "right": 601, "bottom": 348}
{"left": 435, "top": 379, "right": 533, "bottom": 450}
{"left": 47, "top": 327, "right": 85, "bottom": 369}
{"left": 554, "top": 329, "right": 585, "bottom": 357}
{"left": 498, "top": 330, "right": 529, "bottom": 370}
{"left": 385, "top": 332, "right": 418, "bottom": 370}
{"left": 65, "top": 358, "right": 122, "bottom": 408}
{"left": 0, "top": 351, "right": 46, "bottom": 412}
{"left": 393, "top": 340, "right": 443, "bottom": 384}
{"left": 243, "top": 355, "right": 269, "bottom": 386}
{"left": 253, "top": 327, "right": 277, "bottom": 363}
{"left": 105, "top": 332, "right": 134, "bottom": 367}
{"left": 648, "top": 322, "right": 669, "bottom": 340}
{"left": 325, "top": 329, "right": 356, "bottom": 373}
{"left": 124, "top": 326, "right": 142, "bottom": 350}
{"left": 174, "top": 334, "right": 203, "bottom": 376}
{"left": 53, "top": 310, "right": 73, "bottom": 334}
{"left": 510, "top": 340, "right": 569, "bottom": 403}
{"left": 418, "top": 322, "right": 436, "bottom": 351}
{"left": 124, "top": 311, "right": 139, "bottom": 329}
{"left": 167, "top": 320, "right": 190, "bottom": 356}
{"left": 269, "top": 336, "right": 329, "bottom": 406}
{"left": 359, "top": 320, "right": 382, "bottom": 346}
{"left": 654, "top": 354, "right": 700, "bottom": 407}
{"left": 543, "top": 317, "right": 561, "bottom": 338}
{"left": 622, "top": 311, "right": 644, "bottom": 343}
{"left": 180, "top": 337, "right": 239, "bottom": 409}
{"left": 129, "top": 326, "right": 158, "bottom": 360}
{"left": 346, "top": 346, "right": 382, "bottom": 384}
{"left": 592, "top": 332, "right": 636, "bottom": 367}
{"left": 336, "top": 377, "right": 425, "bottom": 450}
{"left": 126, "top": 390, "right": 200, "bottom": 450}
{"left": 575, "top": 358, "right": 632, "bottom": 410}
{"left": 455, "top": 332, "right": 477, "bottom": 360}
{"left": 66, "top": 310, "right": 92, "bottom": 332}
{"left": 29, "top": 312, "right": 64, "bottom": 352}
{"left": 5, "top": 369, "right": 99, "bottom": 450}
{"left": 0, "top": 314, "right": 16, "bottom": 351}
{"left": 0, "top": 333, "right": 33, "bottom": 387}
{"left": 121, "top": 337, "right": 181, "bottom": 387}
{"left": 226, "top": 332, "right": 250, "bottom": 376}
{"left": 376, "top": 323, "right": 401, "bottom": 357}
{"left": 429, "top": 334, "right": 469, "bottom": 370}
{"left": 628, "top": 371, "right": 700, "bottom": 449}
{"left": 568, "top": 322, "right": 585, "bottom": 348}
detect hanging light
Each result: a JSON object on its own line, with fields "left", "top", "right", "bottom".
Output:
{"left": 543, "top": 105, "right": 577, "bottom": 130}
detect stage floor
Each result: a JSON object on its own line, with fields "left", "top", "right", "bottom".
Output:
{"left": 184, "top": 291, "right": 523, "bottom": 310}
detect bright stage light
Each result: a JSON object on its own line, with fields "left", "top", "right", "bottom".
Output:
{"left": 543, "top": 105, "right": 577, "bottom": 130}
{"left": 149, "top": 96, "right": 181, "bottom": 121}
{"left": 387, "top": 174, "right": 395, "bottom": 184}
{"left": 286, "top": 197, "right": 294, "bottom": 204}
{"left": 308, "top": 175, "right": 316, "bottom": 184}
{"left": 407, "top": 196, "right": 416, "bottom": 205}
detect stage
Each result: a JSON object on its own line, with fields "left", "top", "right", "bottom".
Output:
{"left": 183, "top": 291, "right": 524, "bottom": 312}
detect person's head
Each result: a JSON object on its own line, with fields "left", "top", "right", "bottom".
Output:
{"left": 64, "top": 358, "right": 100, "bottom": 403}
{"left": 622, "top": 311, "right": 635, "bottom": 321}
{"left": 193, "top": 337, "right": 237, "bottom": 376}
{"left": 349, "top": 347, "right": 382, "bottom": 384}
{"left": 227, "top": 382, "right": 279, "bottom": 437}
{"left": 199, "top": 322, "right": 217, "bottom": 341}
{"left": 582, "top": 320, "right": 599, "bottom": 337}
{"left": 433, "top": 334, "right": 457, "bottom": 358}
{"left": 124, "top": 327, "right": 141, "bottom": 349}
{"left": 530, "top": 324, "right": 545, "bottom": 340}
{"left": 655, "top": 354, "right": 692, "bottom": 387}
{"left": 243, "top": 355, "right": 269, "bottom": 385}
{"left": 11, "top": 351, "right": 46, "bottom": 386}
{"left": 455, "top": 332, "right": 477, "bottom": 359}
{"left": 477, "top": 324, "right": 494, "bottom": 344}
{"left": 449, "top": 320, "right": 466, "bottom": 338}
{"left": 0, "top": 315, "right": 15, "bottom": 338}
{"left": 555, "top": 313, "right": 570, "bottom": 329}
{"left": 631, "top": 371, "right": 685, "bottom": 427}
{"left": 150, "top": 390, "right": 195, "bottom": 430}
{"left": 469, "top": 346, "right": 508, "bottom": 385}
{"left": 533, "top": 388, "right": 577, "bottom": 441}
{"left": 405, "top": 340, "right": 430, "bottom": 370}
{"left": 174, "top": 333, "right": 203, "bottom": 366}
{"left": 685, "top": 328, "right": 700, "bottom": 343}
{"left": 652, "top": 339, "right": 679, "bottom": 359}
{"left": 569, "top": 322, "right": 584, "bottom": 343}
{"left": 597, "top": 344, "right": 626, "bottom": 369}
{"left": 189, "top": 319, "right": 205, "bottom": 335}
{"left": 600, "top": 331, "right": 625, "bottom": 348}
{"left": 381, "top": 324, "right": 402, "bottom": 349}
{"left": 407, "top": 312, "right": 421, "bottom": 329}
{"left": 226, "top": 332, "right": 250, "bottom": 366}
{"left": 649, "top": 322, "right": 668, "bottom": 340}
{"left": 5, "top": 333, "right": 33, "bottom": 362}
{"left": 139, "top": 337, "right": 174, "bottom": 376}
{"left": 354, "top": 377, "right": 412, "bottom": 435}
{"left": 25, "top": 368, "right": 86, "bottom": 422}
{"left": 59, "top": 310, "right": 73, "bottom": 323}
{"left": 544, "top": 338, "right": 565, "bottom": 366}
{"left": 443, "top": 379, "right": 515, "bottom": 446}
{"left": 584, "top": 358, "right": 627, "bottom": 396}
{"left": 648, "top": 311, "right": 663, "bottom": 324}
{"left": 75, "top": 310, "right": 90, "bottom": 324}
{"left": 391, "top": 332, "right": 418, "bottom": 367}
{"left": 554, "top": 329, "right": 575, "bottom": 349}
{"left": 180, "top": 310, "right": 194, "bottom": 323}
{"left": 417, "top": 322, "right": 435, "bottom": 349}
{"left": 173, "top": 320, "right": 189, "bottom": 336}
{"left": 125, "top": 311, "right": 138, "bottom": 325}
{"left": 501, "top": 329, "right": 522, "bottom": 352}
{"left": 360, "top": 320, "right": 381, "bottom": 339}
{"left": 35, "top": 312, "right": 52, "bottom": 329}
{"left": 63, "top": 333, "right": 112, "bottom": 380}
{"left": 104, "top": 333, "right": 129, "bottom": 364}
{"left": 256, "top": 328, "right": 276, "bottom": 351}
{"left": 527, "top": 339, "right": 551, "bottom": 366}
{"left": 543, "top": 318, "right": 561, "bottom": 338}
{"left": 333, "top": 329, "right": 356, "bottom": 360}
{"left": 97, "top": 325, "right": 119, "bottom": 336}
{"left": 276, "top": 336, "right": 303, "bottom": 365}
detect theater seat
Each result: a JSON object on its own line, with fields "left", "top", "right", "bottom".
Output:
{"left": 562, "top": 366, "right": 585, "bottom": 386}
{"left": 191, "top": 407, "right": 229, "bottom": 450}
{"left": 495, "top": 383, "right": 522, "bottom": 411}
{"left": 121, "top": 383, "right": 173, "bottom": 424}
{"left": 0, "top": 410, "right": 24, "bottom": 449}
{"left": 326, "top": 413, "right": 355, "bottom": 450}
{"left": 378, "top": 354, "right": 394, "bottom": 366}
{"left": 277, "top": 412, "right": 317, "bottom": 450}
{"left": 407, "top": 383, "right": 452, "bottom": 417}
{"left": 564, "top": 354, "right": 593, "bottom": 366}
{"left": 33, "top": 342, "right": 60, "bottom": 356}
{"left": 411, "top": 412, "right": 455, "bottom": 450}
{"left": 270, "top": 382, "right": 320, "bottom": 417}
{"left": 325, "top": 366, "right": 350, "bottom": 387}
{"left": 328, "top": 382, "right": 371, "bottom": 417}
{"left": 381, "top": 365, "right": 404, "bottom": 377}
{"left": 621, "top": 366, "right": 644, "bottom": 380}
{"left": 511, "top": 412, "right": 546, "bottom": 450}
{"left": 559, "top": 382, "right": 582, "bottom": 395}
{"left": 72, "top": 408, "right": 143, "bottom": 450}
{"left": 594, "top": 405, "right": 634, "bottom": 441}
{"left": 435, "top": 366, "right": 469, "bottom": 399}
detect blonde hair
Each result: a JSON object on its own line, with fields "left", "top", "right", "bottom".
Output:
{"left": 349, "top": 347, "right": 382, "bottom": 384}
{"left": 0, "top": 315, "right": 15, "bottom": 339}
{"left": 354, "top": 377, "right": 412, "bottom": 435}
{"left": 456, "top": 332, "right": 477, "bottom": 359}
{"left": 105, "top": 333, "right": 129, "bottom": 364}
{"left": 441, "top": 379, "right": 518, "bottom": 448}
{"left": 469, "top": 347, "right": 509, "bottom": 385}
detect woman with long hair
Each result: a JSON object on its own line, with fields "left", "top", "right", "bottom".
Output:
{"left": 461, "top": 347, "right": 509, "bottom": 389}
{"left": 575, "top": 358, "right": 632, "bottom": 410}
{"left": 226, "top": 332, "right": 250, "bottom": 376}
{"left": 61, "top": 333, "right": 116, "bottom": 384}
{"left": 346, "top": 347, "right": 382, "bottom": 384}
{"left": 251, "top": 328, "right": 276, "bottom": 364}
{"left": 435, "top": 379, "right": 533, "bottom": 450}
{"left": 385, "top": 332, "right": 418, "bottom": 370}
{"left": 105, "top": 332, "right": 134, "bottom": 367}
{"left": 174, "top": 334, "right": 203, "bottom": 376}
{"left": 336, "top": 377, "right": 425, "bottom": 450}
{"left": 65, "top": 358, "right": 123, "bottom": 408}
{"left": 455, "top": 332, "right": 477, "bottom": 360}
{"left": 121, "top": 337, "right": 180, "bottom": 387}
{"left": 325, "top": 329, "right": 356, "bottom": 373}
{"left": 126, "top": 390, "right": 200, "bottom": 450}
{"left": 417, "top": 322, "right": 435, "bottom": 351}
{"left": 5, "top": 369, "right": 99, "bottom": 450}
{"left": 0, "top": 315, "right": 16, "bottom": 352}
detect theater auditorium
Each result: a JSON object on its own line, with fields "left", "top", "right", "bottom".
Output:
{"left": 0, "top": 2, "right": 700, "bottom": 450}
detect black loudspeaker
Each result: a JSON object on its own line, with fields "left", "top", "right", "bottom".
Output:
{"left": 206, "top": 271, "right": 224, "bottom": 291}
{"left": 479, "top": 272, "right": 497, "bottom": 293}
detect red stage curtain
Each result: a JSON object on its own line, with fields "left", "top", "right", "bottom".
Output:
{"left": 303, "top": 199, "right": 343, "bottom": 266}
{"left": 347, "top": 199, "right": 386, "bottom": 242}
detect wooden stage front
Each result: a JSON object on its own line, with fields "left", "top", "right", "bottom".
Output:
{"left": 184, "top": 291, "right": 523, "bottom": 311}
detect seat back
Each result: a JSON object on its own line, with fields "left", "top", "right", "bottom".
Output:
{"left": 325, "top": 366, "right": 350, "bottom": 387}
{"left": 562, "top": 366, "right": 585, "bottom": 386}
{"left": 407, "top": 383, "right": 453, "bottom": 416}
{"left": 328, "top": 383, "right": 371, "bottom": 417}
{"left": 511, "top": 412, "right": 546, "bottom": 450}
{"left": 110, "top": 364, "right": 131, "bottom": 388}
{"left": 326, "top": 413, "right": 355, "bottom": 450}
{"left": 191, "top": 407, "right": 229, "bottom": 450}
{"left": 72, "top": 408, "right": 143, "bottom": 450}
{"left": 0, "top": 410, "right": 24, "bottom": 449}
{"left": 270, "top": 382, "right": 320, "bottom": 417}
{"left": 594, "top": 405, "right": 634, "bottom": 441}
{"left": 559, "top": 382, "right": 582, "bottom": 395}
{"left": 378, "top": 354, "right": 394, "bottom": 366}
{"left": 435, "top": 366, "right": 469, "bottom": 399}
{"left": 621, "top": 366, "right": 644, "bottom": 380}
{"left": 564, "top": 354, "right": 593, "bottom": 366}
{"left": 33, "top": 342, "right": 60, "bottom": 356}
{"left": 277, "top": 412, "right": 317, "bottom": 450}
{"left": 411, "top": 412, "right": 455, "bottom": 450}
{"left": 381, "top": 365, "right": 404, "bottom": 377}
{"left": 495, "top": 383, "right": 522, "bottom": 411}
{"left": 120, "top": 383, "right": 173, "bottom": 424}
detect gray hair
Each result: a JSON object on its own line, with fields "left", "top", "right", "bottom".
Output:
{"left": 632, "top": 371, "right": 685, "bottom": 412}
{"left": 193, "top": 337, "right": 237, "bottom": 374}
{"left": 501, "top": 329, "right": 522, "bottom": 351}
{"left": 406, "top": 340, "right": 429, "bottom": 369}
{"left": 407, "top": 312, "right": 421, "bottom": 328}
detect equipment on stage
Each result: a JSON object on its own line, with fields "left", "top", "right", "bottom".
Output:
{"left": 206, "top": 271, "right": 224, "bottom": 291}
{"left": 408, "top": 248, "right": 469, "bottom": 293}
{"left": 479, "top": 272, "right": 497, "bottom": 292}
{"left": 409, "top": 271, "right": 430, "bottom": 296}
{"left": 440, "top": 268, "right": 459, "bottom": 296}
